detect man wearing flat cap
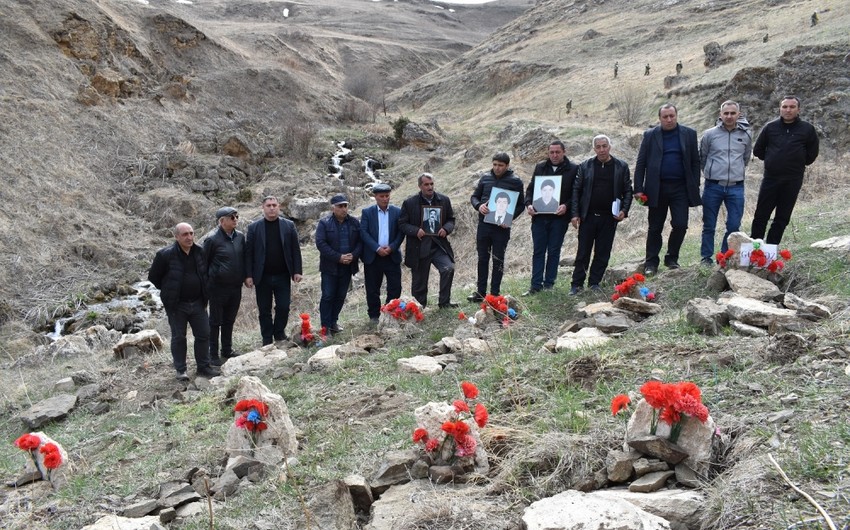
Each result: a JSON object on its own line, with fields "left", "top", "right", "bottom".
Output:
{"left": 360, "top": 183, "right": 404, "bottom": 324}
{"left": 203, "top": 206, "right": 246, "bottom": 365}
{"left": 316, "top": 194, "right": 362, "bottom": 334}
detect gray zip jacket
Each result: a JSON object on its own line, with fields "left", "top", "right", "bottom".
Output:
{"left": 699, "top": 120, "right": 753, "bottom": 184}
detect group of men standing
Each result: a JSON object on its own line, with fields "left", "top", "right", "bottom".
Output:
{"left": 149, "top": 96, "right": 818, "bottom": 380}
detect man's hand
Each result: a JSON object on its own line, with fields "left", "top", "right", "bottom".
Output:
{"left": 437, "top": 228, "right": 447, "bottom": 238}
{"left": 417, "top": 228, "right": 425, "bottom": 239}
{"left": 377, "top": 246, "right": 392, "bottom": 257}
{"left": 478, "top": 204, "right": 489, "bottom": 215}
{"left": 614, "top": 211, "right": 626, "bottom": 222}
{"left": 244, "top": 277, "right": 254, "bottom": 288}
{"left": 293, "top": 274, "right": 303, "bottom": 283}
{"left": 526, "top": 205, "right": 536, "bottom": 216}
{"left": 556, "top": 204, "right": 568, "bottom": 216}
{"left": 339, "top": 253, "right": 353, "bottom": 264}
{"left": 571, "top": 217, "right": 581, "bottom": 229}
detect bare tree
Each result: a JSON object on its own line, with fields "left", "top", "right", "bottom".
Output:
{"left": 343, "top": 62, "right": 385, "bottom": 122}
{"left": 613, "top": 83, "right": 650, "bottom": 127}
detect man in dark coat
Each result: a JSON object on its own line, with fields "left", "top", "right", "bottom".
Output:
{"left": 360, "top": 183, "right": 404, "bottom": 323}
{"left": 634, "top": 103, "right": 701, "bottom": 275}
{"left": 149, "top": 222, "right": 220, "bottom": 380}
{"left": 315, "top": 194, "right": 362, "bottom": 334}
{"left": 750, "top": 95, "right": 819, "bottom": 244}
{"left": 569, "top": 135, "right": 633, "bottom": 294}
{"left": 399, "top": 173, "right": 457, "bottom": 309}
{"left": 245, "top": 196, "right": 303, "bottom": 345}
{"left": 469, "top": 152, "right": 525, "bottom": 301}
{"left": 524, "top": 140, "right": 578, "bottom": 295}
{"left": 203, "top": 206, "right": 246, "bottom": 365}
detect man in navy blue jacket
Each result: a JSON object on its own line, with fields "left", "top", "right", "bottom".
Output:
{"left": 316, "top": 194, "right": 362, "bottom": 334}
{"left": 634, "top": 103, "right": 701, "bottom": 275}
{"left": 750, "top": 95, "right": 819, "bottom": 244}
{"left": 360, "top": 183, "right": 404, "bottom": 323}
{"left": 245, "top": 196, "right": 303, "bottom": 345}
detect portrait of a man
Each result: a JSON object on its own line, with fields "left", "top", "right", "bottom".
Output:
{"left": 484, "top": 188, "right": 518, "bottom": 227}
{"left": 532, "top": 176, "right": 562, "bottom": 214}
{"left": 422, "top": 207, "right": 441, "bottom": 235}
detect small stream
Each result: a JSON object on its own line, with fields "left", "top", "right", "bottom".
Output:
{"left": 329, "top": 141, "right": 383, "bottom": 190}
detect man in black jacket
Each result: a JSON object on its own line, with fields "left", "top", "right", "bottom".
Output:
{"left": 245, "top": 196, "right": 304, "bottom": 345}
{"left": 399, "top": 173, "right": 457, "bottom": 308}
{"left": 524, "top": 140, "right": 578, "bottom": 295}
{"left": 203, "top": 207, "right": 246, "bottom": 365}
{"left": 570, "top": 135, "right": 633, "bottom": 294}
{"left": 469, "top": 152, "right": 525, "bottom": 301}
{"left": 149, "top": 223, "right": 220, "bottom": 380}
{"left": 634, "top": 103, "right": 701, "bottom": 275}
{"left": 750, "top": 95, "right": 819, "bottom": 244}
{"left": 316, "top": 194, "right": 362, "bottom": 334}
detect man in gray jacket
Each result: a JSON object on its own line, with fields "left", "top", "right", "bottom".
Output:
{"left": 699, "top": 100, "right": 752, "bottom": 264}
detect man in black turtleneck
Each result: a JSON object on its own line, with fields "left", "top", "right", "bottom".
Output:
{"left": 569, "top": 135, "right": 633, "bottom": 295}
{"left": 750, "top": 95, "right": 819, "bottom": 244}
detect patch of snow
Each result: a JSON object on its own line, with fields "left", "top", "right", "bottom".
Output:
{"left": 283, "top": 8, "right": 289, "bottom": 17}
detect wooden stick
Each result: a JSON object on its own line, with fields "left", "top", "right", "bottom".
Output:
{"left": 768, "top": 454, "right": 837, "bottom": 530}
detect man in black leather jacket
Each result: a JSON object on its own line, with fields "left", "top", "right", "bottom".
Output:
{"left": 149, "top": 223, "right": 220, "bottom": 380}
{"left": 203, "top": 207, "right": 246, "bottom": 365}
{"left": 570, "top": 135, "right": 633, "bottom": 294}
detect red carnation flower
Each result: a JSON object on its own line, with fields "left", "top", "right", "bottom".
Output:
{"left": 779, "top": 249, "right": 792, "bottom": 260}
{"left": 413, "top": 428, "right": 429, "bottom": 443}
{"left": 300, "top": 313, "right": 309, "bottom": 320}
{"left": 659, "top": 406, "right": 681, "bottom": 426}
{"left": 425, "top": 438, "right": 439, "bottom": 452}
{"left": 43, "top": 450, "right": 63, "bottom": 469}
{"left": 640, "top": 381, "right": 668, "bottom": 409}
{"left": 676, "top": 382, "right": 701, "bottom": 402}
{"left": 611, "top": 293, "right": 620, "bottom": 301}
{"left": 453, "top": 421, "right": 470, "bottom": 437}
{"left": 458, "top": 311, "right": 466, "bottom": 320}
{"left": 455, "top": 434, "right": 477, "bottom": 457}
{"left": 632, "top": 273, "right": 646, "bottom": 283}
{"left": 646, "top": 293, "right": 656, "bottom": 301}
{"left": 474, "top": 403, "right": 488, "bottom": 428}
{"left": 611, "top": 394, "right": 631, "bottom": 416}
{"left": 453, "top": 400, "right": 470, "bottom": 413}
{"left": 15, "top": 433, "right": 41, "bottom": 451}
{"left": 415, "top": 312, "right": 424, "bottom": 322}
{"left": 461, "top": 381, "right": 479, "bottom": 399}
{"left": 441, "top": 421, "right": 457, "bottom": 435}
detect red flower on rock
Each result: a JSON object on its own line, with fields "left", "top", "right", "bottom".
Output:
{"left": 461, "top": 381, "right": 479, "bottom": 399}
{"left": 413, "top": 428, "right": 428, "bottom": 443}
{"left": 474, "top": 403, "right": 488, "bottom": 428}
{"left": 611, "top": 394, "right": 631, "bottom": 416}
{"left": 779, "top": 249, "right": 792, "bottom": 260}
{"left": 453, "top": 400, "right": 470, "bottom": 413}
{"left": 15, "top": 433, "right": 41, "bottom": 451}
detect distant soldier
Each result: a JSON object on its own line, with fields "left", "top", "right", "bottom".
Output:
{"left": 614, "top": 62, "right": 619, "bottom": 78}
{"left": 676, "top": 61, "right": 683, "bottom": 75}
{"left": 763, "top": 33, "right": 769, "bottom": 43}
{"left": 810, "top": 11, "right": 818, "bottom": 26}
{"left": 644, "top": 63, "right": 651, "bottom": 76}
{"left": 566, "top": 99, "right": 572, "bottom": 114}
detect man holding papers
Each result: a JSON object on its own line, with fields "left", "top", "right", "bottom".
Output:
{"left": 569, "top": 135, "right": 633, "bottom": 295}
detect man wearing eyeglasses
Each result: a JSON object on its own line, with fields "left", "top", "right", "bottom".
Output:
{"left": 149, "top": 222, "right": 220, "bottom": 381}
{"left": 203, "top": 207, "right": 246, "bottom": 365}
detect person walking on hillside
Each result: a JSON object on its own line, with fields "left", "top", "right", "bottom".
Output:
{"left": 569, "top": 135, "right": 632, "bottom": 295}
{"left": 523, "top": 140, "right": 578, "bottom": 295}
{"left": 676, "top": 61, "right": 683, "bottom": 75}
{"left": 750, "top": 95, "right": 819, "bottom": 244}
{"left": 644, "top": 63, "right": 651, "bottom": 76}
{"left": 699, "top": 100, "right": 752, "bottom": 265}
{"left": 399, "top": 173, "right": 457, "bottom": 309}
{"left": 634, "top": 103, "right": 701, "bottom": 275}
{"left": 149, "top": 223, "right": 220, "bottom": 380}
{"left": 360, "top": 183, "right": 404, "bottom": 324}
{"left": 469, "top": 152, "right": 525, "bottom": 301}
{"left": 315, "top": 194, "right": 362, "bottom": 335}
{"left": 614, "top": 62, "right": 619, "bottom": 78}
{"left": 203, "top": 207, "right": 246, "bottom": 366}
{"left": 245, "top": 196, "right": 303, "bottom": 345}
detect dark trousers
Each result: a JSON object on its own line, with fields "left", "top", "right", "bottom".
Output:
{"left": 530, "top": 215, "right": 569, "bottom": 289}
{"left": 364, "top": 256, "right": 402, "bottom": 319}
{"left": 411, "top": 246, "right": 455, "bottom": 307}
{"left": 255, "top": 274, "right": 291, "bottom": 345}
{"left": 320, "top": 272, "right": 352, "bottom": 328}
{"left": 475, "top": 222, "right": 511, "bottom": 296}
{"left": 572, "top": 213, "right": 618, "bottom": 287}
{"left": 208, "top": 285, "right": 242, "bottom": 358}
{"left": 645, "top": 180, "right": 689, "bottom": 268}
{"left": 165, "top": 300, "right": 210, "bottom": 373}
{"left": 751, "top": 176, "right": 804, "bottom": 244}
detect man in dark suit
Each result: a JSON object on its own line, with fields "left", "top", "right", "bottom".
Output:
{"left": 399, "top": 173, "right": 456, "bottom": 309}
{"left": 634, "top": 103, "right": 701, "bottom": 275}
{"left": 483, "top": 192, "right": 515, "bottom": 226}
{"left": 360, "top": 183, "right": 404, "bottom": 323}
{"left": 245, "top": 196, "right": 303, "bottom": 345}
{"left": 315, "top": 194, "right": 362, "bottom": 334}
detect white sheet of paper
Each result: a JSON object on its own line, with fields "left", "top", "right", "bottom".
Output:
{"left": 611, "top": 199, "right": 621, "bottom": 217}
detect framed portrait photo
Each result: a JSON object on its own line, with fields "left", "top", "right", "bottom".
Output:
{"left": 532, "top": 175, "right": 562, "bottom": 214}
{"left": 422, "top": 206, "right": 442, "bottom": 236}
{"left": 484, "top": 187, "right": 520, "bottom": 227}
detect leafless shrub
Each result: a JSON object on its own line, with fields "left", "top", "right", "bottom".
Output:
{"left": 343, "top": 61, "right": 385, "bottom": 122}
{"left": 613, "top": 83, "right": 650, "bottom": 127}
{"left": 279, "top": 116, "right": 317, "bottom": 161}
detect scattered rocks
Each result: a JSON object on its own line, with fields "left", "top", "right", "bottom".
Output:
{"left": 522, "top": 490, "right": 672, "bottom": 530}
{"left": 685, "top": 298, "right": 729, "bottom": 335}
{"left": 613, "top": 297, "right": 661, "bottom": 315}
{"left": 724, "top": 296, "right": 797, "bottom": 328}
{"left": 555, "top": 327, "right": 611, "bottom": 351}
{"left": 20, "top": 394, "right": 77, "bottom": 429}
{"left": 628, "top": 470, "right": 675, "bottom": 493}
{"left": 397, "top": 355, "right": 443, "bottom": 375}
{"left": 724, "top": 269, "right": 782, "bottom": 301}
{"left": 80, "top": 516, "right": 165, "bottom": 530}
{"left": 307, "top": 345, "right": 343, "bottom": 372}
{"left": 112, "top": 329, "right": 163, "bottom": 358}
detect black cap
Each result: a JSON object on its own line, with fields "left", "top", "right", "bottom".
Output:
{"left": 372, "top": 183, "right": 392, "bottom": 193}
{"left": 330, "top": 194, "right": 349, "bottom": 205}
{"left": 215, "top": 206, "right": 238, "bottom": 219}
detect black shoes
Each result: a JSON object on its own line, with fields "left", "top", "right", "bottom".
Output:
{"left": 664, "top": 260, "right": 681, "bottom": 270}
{"left": 700, "top": 258, "right": 714, "bottom": 267}
{"left": 210, "top": 356, "right": 224, "bottom": 367}
{"left": 196, "top": 366, "right": 221, "bottom": 378}
{"left": 644, "top": 265, "right": 658, "bottom": 276}
{"left": 589, "top": 284, "right": 604, "bottom": 293}
{"left": 329, "top": 324, "right": 344, "bottom": 334}
{"left": 439, "top": 302, "right": 460, "bottom": 309}
{"left": 523, "top": 288, "right": 541, "bottom": 296}
{"left": 467, "top": 292, "right": 484, "bottom": 302}
{"left": 223, "top": 351, "right": 244, "bottom": 358}
{"left": 569, "top": 286, "right": 582, "bottom": 296}
{"left": 175, "top": 371, "right": 190, "bottom": 382}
